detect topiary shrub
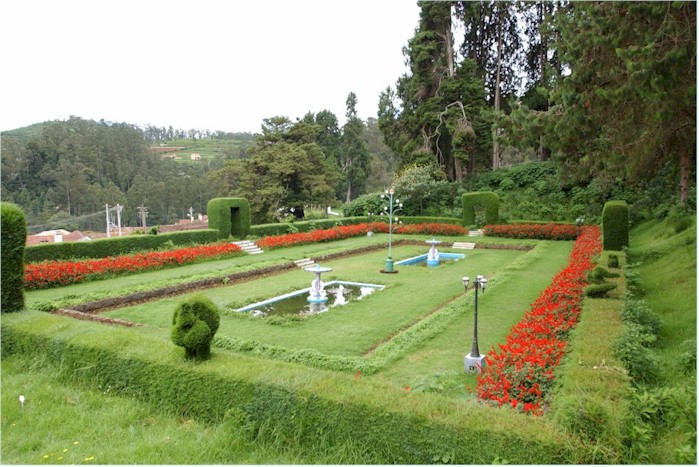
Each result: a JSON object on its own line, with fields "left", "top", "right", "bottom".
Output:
{"left": 207, "top": 198, "right": 251, "bottom": 239}
{"left": 602, "top": 201, "right": 629, "bottom": 250}
{"left": 1, "top": 202, "right": 27, "bottom": 313}
{"left": 584, "top": 283, "right": 617, "bottom": 298}
{"left": 607, "top": 254, "right": 619, "bottom": 269}
{"left": 462, "top": 192, "right": 500, "bottom": 226}
{"left": 171, "top": 295, "right": 220, "bottom": 360}
{"left": 586, "top": 266, "right": 620, "bottom": 284}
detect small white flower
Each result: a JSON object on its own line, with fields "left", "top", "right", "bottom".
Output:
{"left": 19, "top": 395, "right": 25, "bottom": 408}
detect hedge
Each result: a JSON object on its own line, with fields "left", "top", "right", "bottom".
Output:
{"left": 1, "top": 202, "right": 26, "bottom": 312}
{"left": 462, "top": 192, "right": 500, "bottom": 226}
{"left": 24, "top": 229, "right": 220, "bottom": 263}
{"left": 2, "top": 312, "right": 592, "bottom": 464}
{"left": 249, "top": 216, "right": 463, "bottom": 238}
{"left": 207, "top": 198, "right": 251, "bottom": 239}
{"left": 602, "top": 201, "right": 629, "bottom": 251}
{"left": 249, "top": 217, "right": 369, "bottom": 237}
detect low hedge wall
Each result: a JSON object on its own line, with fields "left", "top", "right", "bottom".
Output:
{"left": 2, "top": 311, "right": 593, "bottom": 464}
{"left": 249, "top": 217, "right": 369, "bottom": 237}
{"left": 249, "top": 216, "right": 463, "bottom": 238}
{"left": 24, "top": 229, "right": 220, "bottom": 263}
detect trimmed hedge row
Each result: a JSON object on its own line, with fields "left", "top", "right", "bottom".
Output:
{"left": 1, "top": 202, "right": 26, "bottom": 312}
{"left": 2, "top": 312, "right": 590, "bottom": 464}
{"left": 249, "top": 216, "right": 464, "bottom": 238}
{"left": 249, "top": 217, "right": 370, "bottom": 237}
{"left": 24, "top": 229, "right": 220, "bottom": 263}
{"left": 602, "top": 201, "right": 629, "bottom": 251}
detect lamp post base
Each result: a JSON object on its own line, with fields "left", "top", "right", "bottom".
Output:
{"left": 464, "top": 353, "right": 486, "bottom": 373}
{"left": 383, "top": 258, "right": 394, "bottom": 273}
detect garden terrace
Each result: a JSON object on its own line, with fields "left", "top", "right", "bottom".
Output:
{"left": 2, "top": 226, "right": 630, "bottom": 463}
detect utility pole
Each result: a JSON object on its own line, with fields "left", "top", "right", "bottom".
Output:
{"left": 116, "top": 204, "right": 123, "bottom": 236}
{"left": 105, "top": 204, "right": 111, "bottom": 237}
{"left": 137, "top": 204, "right": 148, "bottom": 232}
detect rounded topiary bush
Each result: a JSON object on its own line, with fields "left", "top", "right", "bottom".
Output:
{"left": 1, "top": 202, "right": 27, "bottom": 313}
{"left": 171, "top": 295, "right": 220, "bottom": 360}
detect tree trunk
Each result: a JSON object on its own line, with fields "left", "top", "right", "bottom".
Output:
{"left": 345, "top": 181, "right": 352, "bottom": 204}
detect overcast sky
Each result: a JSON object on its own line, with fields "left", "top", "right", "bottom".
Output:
{"left": 0, "top": 0, "right": 420, "bottom": 133}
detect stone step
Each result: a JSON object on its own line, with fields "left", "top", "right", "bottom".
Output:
{"left": 232, "top": 240, "right": 264, "bottom": 254}
{"left": 294, "top": 258, "right": 316, "bottom": 268}
{"left": 452, "top": 242, "right": 476, "bottom": 250}
{"left": 468, "top": 229, "right": 484, "bottom": 237}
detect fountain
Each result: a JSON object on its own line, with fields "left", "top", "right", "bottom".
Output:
{"left": 305, "top": 263, "right": 332, "bottom": 303}
{"left": 426, "top": 237, "right": 441, "bottom": 268}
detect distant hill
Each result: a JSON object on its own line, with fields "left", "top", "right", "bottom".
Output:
{"left": 1, "top": 121, "right": 49, "bottom": 142}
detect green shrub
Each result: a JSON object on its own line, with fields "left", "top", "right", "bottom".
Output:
{"left": 620, "top": 298, "right": 661, "bottom": 336}
{"left": 171, "top": 295, "right": 221, "bottom": 360}
{"left": 664, "top": 205, "right": 694, "bottom": 234}
{"left": 677, "top": 338, "right": 696, "bottom": 374}
{"left": 207, "top": 198, "right": 251, "bottom": 239}
{"left": 462, "top": 192, "right": 500, "bottom": 226}
{"left": 602, "top": 201, "right": 629, "bottom": 250}
{"left": 25, "top": 229, "right": 220, "bottom": 262}
{"left": 554, "top": 394, "right": 614, "bottom": 443}
{"left": 584, "top": 283, "right": 617, "bottom": 297}
{"left": 586, "top": 266, "right": 620, "bottom": 284}
{"left": 607, "top": 254, "right": 619, "bottom": 268}
{"left": 1, "top": 202, "right": 27, "bottom": 312}
{"left": 613, "top": 322, "right": 660, "bottom": 384}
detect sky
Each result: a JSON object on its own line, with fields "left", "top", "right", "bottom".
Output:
{"left": 0, "top": 0, "right": 420, "bottom": 134}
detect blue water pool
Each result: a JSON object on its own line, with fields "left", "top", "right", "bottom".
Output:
{"left": 395, "top": 252, "right": 465, "bottom": 266}
{"left": 235, "top": 280, "right": 385, "bottom": 316}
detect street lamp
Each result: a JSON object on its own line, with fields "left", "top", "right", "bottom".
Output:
{"left": 463, "top": 274, "right": 488, "bottom": 373}
{"left": 380, "top": 188, "right": 402, "bottom": 273}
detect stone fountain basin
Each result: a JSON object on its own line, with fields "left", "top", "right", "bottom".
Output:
{"left": 395, "top": 252, "right": 465, "bottom": 266}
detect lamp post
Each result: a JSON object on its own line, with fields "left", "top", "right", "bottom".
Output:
{"left": 463, "top": 274, "right": 488, "bottom": 373}
{"left": 380, "top": 188, "right": 402, "bottom": 273}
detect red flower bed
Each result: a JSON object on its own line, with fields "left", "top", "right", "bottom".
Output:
{"left": 24, "top": 242, "right": 242, "bottom": 289}
{"left": 482, "top": 223, "right": 579, "bottom": 240}
{"left": 476, "top": 225, "right": 601, "bottom": 415}
{"left": 256, "top": 222, "right": 468, "bottom": 250}
{"left": 396, "top": 223, "right": 469, "bottom": 236}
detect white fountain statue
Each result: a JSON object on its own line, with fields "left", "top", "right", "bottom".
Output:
{"left": 426, "top": 237, "right": 441, "bottom": 267}
{"left": 305, "top": 263, "right": 332, "bottom": 303}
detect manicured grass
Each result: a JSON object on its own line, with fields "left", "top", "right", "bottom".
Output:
{"left": 371, "top": 240, "right": 573, "bottom": 393}
{"left": 24, "top": 233, "right": 538, "bottom": 310}
{"left": 104, "top": 244, "right": 529, "bottom": 357}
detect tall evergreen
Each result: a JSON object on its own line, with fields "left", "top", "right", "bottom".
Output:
{"left": 550, "top": 1, "right": 696, "bottom": 204}
{"left": 378, "top": 1, "right": 490, "bottom": 181}
{"left": 339, "top": 93, "right": 371, "bottom": 202}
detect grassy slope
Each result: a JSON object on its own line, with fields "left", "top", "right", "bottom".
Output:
{"left": 628, "top": 218, "right": 697, "bottom": 463}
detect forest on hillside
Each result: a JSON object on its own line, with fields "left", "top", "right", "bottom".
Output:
{"left": 1, "top": 1, "right": 695, "bottom": 229}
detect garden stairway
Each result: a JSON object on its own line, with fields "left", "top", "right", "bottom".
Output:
{"left": 452, "top": 242, "right": 476, "bottom": 250}
{"left": 293, "top": 258, "right": 317, "bottom": 269}
{"left": 231, "top": 240, "right": 263, "bottom": 255}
